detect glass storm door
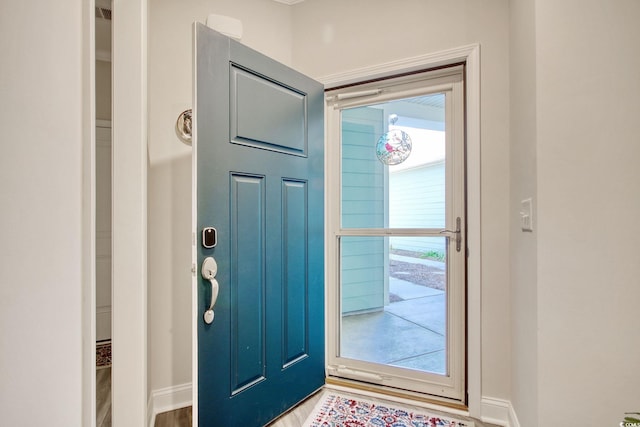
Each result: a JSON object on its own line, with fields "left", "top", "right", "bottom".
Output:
{"left": 193, "top": 23, "right": 325, "bottom": 426}
{"left": 326, "top": 66, "right": 467, "bottom": 404}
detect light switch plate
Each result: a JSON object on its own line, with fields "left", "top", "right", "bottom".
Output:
{"left": 521, "top": 198, "right": 533, "bottom": 232}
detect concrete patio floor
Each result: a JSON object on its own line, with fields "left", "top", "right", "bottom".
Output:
{"left": 341, "top": 271, "right": 447, "bottom": 375}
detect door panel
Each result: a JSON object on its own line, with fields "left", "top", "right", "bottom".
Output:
{"left": 326, "top": 70, "right": 466, "bottom": 404}
{"left": 230, "top": 173, "right": 266, "bottom": 394}
{"left": 282, "top": 179, "right": 309, "bottom": 366}
{"left": 194, "top": 23, "right": 324, "bottom": 426}
{"left": 230, "top": 66, "right": 307, "bottom": 155}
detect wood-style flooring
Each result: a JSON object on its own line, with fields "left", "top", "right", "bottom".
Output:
{"left": 96, "top": 367, "right": 111, "bottom": 427}
{"left": 155, "top": 406, "right": 192, "bottom": 427}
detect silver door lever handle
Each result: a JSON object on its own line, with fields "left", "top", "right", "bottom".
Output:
{"left": 202, "top": 257, "right": 219, "bottom": 324}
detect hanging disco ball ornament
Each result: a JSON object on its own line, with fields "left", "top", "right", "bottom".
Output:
{"left": 376, "top": 129, "right": 412, "bottom": 165}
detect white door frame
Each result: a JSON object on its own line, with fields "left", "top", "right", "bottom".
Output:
{"left": 82, "top": 0, "right": 149, "bottom": 425}
{"left": 319, "top": 44, "right": 481, "bottom": 417}
{"left": 111, "top": 0, "right": 148, "bottom": 425}
{"left": 81, "top": 2, "right": 96, "bottom": 425}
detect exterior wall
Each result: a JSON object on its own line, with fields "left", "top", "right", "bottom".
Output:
{"left": 389, "top": 162, "right": 446, "bottom": 255}
{"left": 341, "top": 107, "right": 387, "bottom": 313}
{"left": 292, "top": 0, "right": 512, "bottom": 400}
{"left": 0, "top": 1, "right": 84, "bottom": 425}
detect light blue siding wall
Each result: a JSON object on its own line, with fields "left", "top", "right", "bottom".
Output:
{"left": 341, "top": 107, "right": 387, "bottom": 313}
{"left": 341, "top": 110, "right": 385, "bottom": 229}
{"left": 389, "top": 162, "right": 446, "bottom": 254}
{"left": 340, "top": 236, "right": 386, "bottom": 313}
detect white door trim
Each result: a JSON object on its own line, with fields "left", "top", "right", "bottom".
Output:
{"left": 111, "top": 0, "right": 148, "bottom": 425}
{"left": 318, "top": 44, "right": 481, "bottom": 417}
{"left": 83, "top": 3, "right": 149, "bottom": 421}
{"left": 81, "top": 2, "right": 96, "bottom": 425}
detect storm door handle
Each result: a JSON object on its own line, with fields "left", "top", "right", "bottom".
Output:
{"left": 439, "top": 217, "right": 462, "bottom": 252}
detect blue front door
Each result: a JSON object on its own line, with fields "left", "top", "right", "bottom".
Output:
{"left": 194, "top": 24, "right": 324, "bottom": 426}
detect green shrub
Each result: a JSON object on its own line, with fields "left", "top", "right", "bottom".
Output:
{"left": 420, "top": 250, "right": 445, "bottom": 262}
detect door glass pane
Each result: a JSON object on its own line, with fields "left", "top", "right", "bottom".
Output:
{"left": 341, "top": 94, "right": 446, "bottom": 229}
{"left": 340, "top": 236, "right": 448, "bottom": 375}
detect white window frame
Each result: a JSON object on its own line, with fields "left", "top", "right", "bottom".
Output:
{"left": 320, "top": 44, "right": 481, "bottom": 414}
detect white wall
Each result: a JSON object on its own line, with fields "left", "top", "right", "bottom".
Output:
{"left": 96, "top": 61, "right": 112, "bottom": 121}
{"left": 96, "top": 125, "right": 112, "bottom": 342}
{"left": 95, "top": 16, "right": 112, "bottom": 342}
{"left": 291, "top": 0, "right": 512, "bottom": 401}
{"left": 0, "top": 1, "right": 85, "bottom": 425}
{"left": 509, "top": 0, "right": 538, "bottom": 425}
{"left": 95, "top": 15, "right": 112, "bottom": 122}
{"left": 535, "top": 0, "right": 640, "bottom": 425}
{"left": 510, "top": 1, "right": 640, "bottom": 425}
{"left": 147, "top": 0, "right": 295, "bottom": 396}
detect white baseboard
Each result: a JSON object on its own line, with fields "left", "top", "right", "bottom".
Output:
{"left": 147, "top": 382, "right": 192, "bottom": 427}
{"left": 508, "top": 402, "right": 521, "bottom": 427}
{"left": 481, "top": 396, "right": 519, "bottom": 427}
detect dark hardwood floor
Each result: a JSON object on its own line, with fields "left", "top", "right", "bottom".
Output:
{"left": 96, "top": 367, "right": 111, "bottom": 427}
{"left": 155, "top": 406, "right": 192, "bottom": 427}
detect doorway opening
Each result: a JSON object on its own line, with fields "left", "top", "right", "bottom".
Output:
{"left": 326, "top": 65, "right": 467, "bottom": 405}
{"left": 95, "top": 1, "right": 112, "bottom": 424}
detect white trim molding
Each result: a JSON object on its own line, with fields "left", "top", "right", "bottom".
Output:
{"left": 508, "top": 402, "right": 522, "bottom": 427}
{"left": 480, "top": 397, "right": 520, "bottom": 427}
{"left": 111, "top": 0, "right": 148, "bottom": 424}
{"left": 81, "top": 1, "right": 96, "bottom": 426}
{"left": 463, "top": 43, "right": 482, "bottom": 419}
{"left": 147, "top": 383, "right": 193, "bottom": 427}
{"left": 480, "top": 397, "right": 510, "bottom": 426}
{"left": 319, "top": 44, "right": 480, "bottom": 90}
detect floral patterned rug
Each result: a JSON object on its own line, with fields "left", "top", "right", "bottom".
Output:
{"left": 96, "top": 341, "right": 111, "bottom": 369}
{"left": 303, "top": 393, "right": 472, "bottom": 427}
